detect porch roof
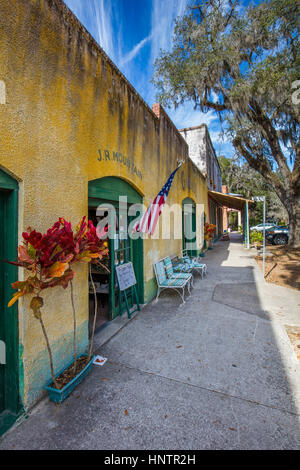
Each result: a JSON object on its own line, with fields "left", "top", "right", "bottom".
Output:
{"left": 208, "top": 190, "right": 254, "bottom": 211}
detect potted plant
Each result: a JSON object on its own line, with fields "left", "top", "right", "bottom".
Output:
{"left": 56, "top": 217, "right": 108, "bottom": 377}
{"left": 44, "top": 217, "right": 108, "bottom": 403}
{"left": 7, "top": 217, "right": 108, "bottom": 404}
{"left": 204, "top": 223, "right": 216, "bottom": 249}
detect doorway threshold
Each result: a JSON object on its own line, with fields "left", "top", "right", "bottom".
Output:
{"left": 92, "top": 307, "right": 141, "bottom": 353}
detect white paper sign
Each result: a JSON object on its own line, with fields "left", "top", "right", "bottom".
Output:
{"left": 115, "top": 262, "right": 137, "bottom": 291}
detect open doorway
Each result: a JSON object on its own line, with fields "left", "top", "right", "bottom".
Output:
{"left": 88, "top": 177, "right": 144, "bottom": 335}
{"left": 88, "top": 207, "right": 110, "bottom": 334}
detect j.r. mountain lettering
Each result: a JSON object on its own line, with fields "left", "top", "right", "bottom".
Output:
{"left": 98, "top": 149, "right": 142, "bottom": 180}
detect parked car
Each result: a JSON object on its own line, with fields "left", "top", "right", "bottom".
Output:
{"left": 266, "top": 226, "right": 289, "bottom": 245}
{"left": 250, "top": 222, "right": 276, "bottom": 232}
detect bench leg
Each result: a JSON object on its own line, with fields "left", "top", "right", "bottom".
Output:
{"left": 156, "top": 287, "right": 161, "bottom": 301}
{"left": 174, "top": 287, "right": 185, "bottom": 304}
{"left": 156, "top": 286, "right": 185, "bottom": 304}
{"left": 180, "top": 287, "right": 185, "bottom": 304}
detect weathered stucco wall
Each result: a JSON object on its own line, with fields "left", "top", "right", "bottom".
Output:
{"left": 180, "top": 125, "right": 222, "bottom": 192}
{"left": 179, "top": 125, "right": 207, "bottom": 175}
{"left": 0, "top": 0, "right": 208, "bottom": 407}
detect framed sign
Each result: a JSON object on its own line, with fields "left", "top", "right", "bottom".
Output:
{"left": 115, "top": 262, "right": 137, "bottom": 292}
{"left": 115, "top": 262, "right": 140, "bottom": 319}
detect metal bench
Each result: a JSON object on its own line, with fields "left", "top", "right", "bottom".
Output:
{"left": 180, "top": 249, "right": 207, "bottom": 278}
{"left": 154, "top": 259, "right": 192, "bottom": 304}
{"left": 163, "top": 256, "right": 194, "bottom": 290}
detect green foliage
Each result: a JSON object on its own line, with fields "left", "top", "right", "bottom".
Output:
{"left": 153, "top": 0, "right": 300, "bottom": 246}
{"left": 228, "top": 211, "right": 238, "bottom": 231}
{"left": 6, "top": 218, "right": 108, "bottom": 388}
{"left": 250, "top": 231, "right": 263, "bottom": 245}
{"left": 218, "top": 156, "right": 288, "bottom": 226}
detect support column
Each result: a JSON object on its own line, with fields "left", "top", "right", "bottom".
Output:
{"left": 246, "top": 201, "right": 250, "bottom": 249}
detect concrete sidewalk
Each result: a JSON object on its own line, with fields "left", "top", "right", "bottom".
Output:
{"left": 1, "top": 234, "right": 300, "bottom": 449}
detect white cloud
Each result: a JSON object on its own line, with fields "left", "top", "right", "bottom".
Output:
{"left": 64, "top": 0, "right": 86, "bottom": 22}
{"left": 120, "top": 34, "right": 153, "bottom": 66}
{"left": 209, "top": 130, "right": 230, "bottom": 144}
{"left": 150, "top": 0, "right": 190, "bottom": 64}
{"left": 168, "top": 105, "right": 217, "bottom": 129}
{"left": 64, "top": 1, "right": 116, "bottom": 60}
{"left": 92, "top": 0, "right": 115, "bottom": 60}
{"left": 64, "top": 0, "right": 233, "bottom": 157}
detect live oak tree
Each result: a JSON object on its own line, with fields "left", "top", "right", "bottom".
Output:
{"left": 218, "top": 156, "right": 288, "bottom": 225}
{"left": 153, "top": 0, "right": 300, "bottom": 246}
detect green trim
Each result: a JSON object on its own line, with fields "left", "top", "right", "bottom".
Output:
{"left": 89, "top": 176, "right": 142, "bottom": 205}
{"left": 0, "top": 169, "right": 18, "bottom": 190}
{"left": 182, "top": 197, "right": 196, "bottom": 209}
{"left": 0, "top": 169, "right": 21, "bottom": 436}
{"left": 88, "top": 176, "right": 144, "bottom": 321}
{"left": 182, "top": 198, "right": 197, "bottom": 257}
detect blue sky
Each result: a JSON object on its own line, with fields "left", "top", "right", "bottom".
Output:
{"left": 64, "top": 0, "right": 234, "bottom": 157}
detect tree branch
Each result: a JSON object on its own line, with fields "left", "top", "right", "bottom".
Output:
{"left": 248, "top": 100, "right": 291, "bottom": 180}
{"left": 232, "top": 136, "right": 287, "bottom": 204}
{"left": 201, "top": 97, "right": 227, "bottom": 111}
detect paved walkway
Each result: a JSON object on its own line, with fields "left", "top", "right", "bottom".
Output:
{"left": 1, "top": 234, "right": 300, "bottom": 449}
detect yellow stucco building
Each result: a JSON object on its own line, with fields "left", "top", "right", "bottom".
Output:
{"left": 0, "top": 0, "right": 208, "bottom": 433}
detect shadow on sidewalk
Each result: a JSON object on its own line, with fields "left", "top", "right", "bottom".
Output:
{"left": 0, "top": 236, "right": 299, "bottom": 450}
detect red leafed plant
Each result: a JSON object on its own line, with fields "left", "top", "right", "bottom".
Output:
{"left": 7, "top": 217, "right": 108, "bottom": 389}
{"left": 59, "top": 217, "right": 108, "bottom": 372}
{"left": 204, "top": 223, "right": 216, "bottom": 241}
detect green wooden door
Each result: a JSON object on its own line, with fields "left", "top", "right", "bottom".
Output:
{"left": 88, "top": 177, "right": 144, "bottom": 321}
{"left": 182, "top": 198, "right": 197, "bottom": 256}
{"left": 0, "top": 170, "right": 20, "bottom": 436}
{"left": 110, "top": 206, "right": 136, "bottom": 318}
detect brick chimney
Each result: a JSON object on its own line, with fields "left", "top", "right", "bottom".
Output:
{"left": 222, "top": 185, "right": 228, "bottom": 194}
{"left": 152, "top": 103, "right": 161, "bottom": 118}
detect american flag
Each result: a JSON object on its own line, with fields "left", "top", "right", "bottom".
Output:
{"left": 133, "top": 162, "right": 183, "bottom": 235}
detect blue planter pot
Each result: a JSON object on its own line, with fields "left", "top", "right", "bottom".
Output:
{"left": 45, "top": 354, "right": 94, "bottom": 404}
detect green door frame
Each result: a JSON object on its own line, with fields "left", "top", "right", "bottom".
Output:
{"left": 88, "top": 177, "right": 144, "bottom": 320}
{"left": 182, "top": 198, "right": 197, "bottom": 257}
{"left": 0, "top": 169, "right": 21, "bottom": 436}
